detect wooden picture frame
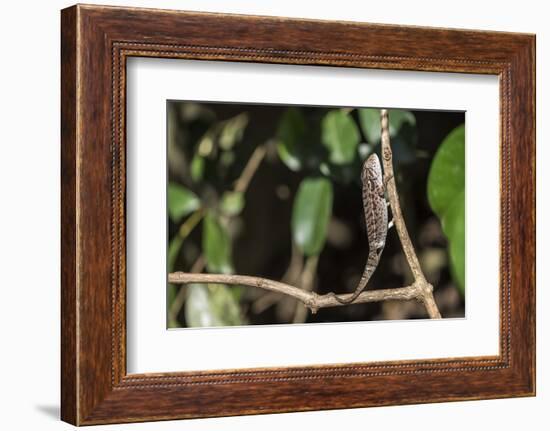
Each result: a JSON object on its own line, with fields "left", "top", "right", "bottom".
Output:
{"left": 61, "top": 4, "right": 535, "bottom": 425}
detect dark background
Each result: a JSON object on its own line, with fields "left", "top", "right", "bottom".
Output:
{"left": 167, "top": 102, "right": 465, "bottom": 327}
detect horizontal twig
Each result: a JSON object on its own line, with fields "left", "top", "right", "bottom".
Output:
{"left": 168, "top": 272, "right": 429, "bottom": 314}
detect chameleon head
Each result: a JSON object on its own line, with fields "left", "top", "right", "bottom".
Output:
{"left": 361, "top": 153, "right": 383, "bottom": 185}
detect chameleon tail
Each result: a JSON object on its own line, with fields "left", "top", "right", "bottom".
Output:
{"left": 332, "top": 286, "right": 365, "bottom": 304}
{"left": 332, "top": 258, "right": 378, "bottom": 304}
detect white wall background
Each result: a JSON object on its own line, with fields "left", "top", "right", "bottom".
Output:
{"left": 0, "top": 0, "right": 546, "bottom": 429}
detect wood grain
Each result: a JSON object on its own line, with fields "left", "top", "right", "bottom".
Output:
{"left": 61, "top": 4, "right": 535, "bottom": 425}
{"left": 60, "top": 6, "right": 77, "bottom": 424}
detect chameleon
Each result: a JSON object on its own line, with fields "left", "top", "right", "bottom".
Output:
{"left": 333, "top": 153, "right": 389, "bottom": 304}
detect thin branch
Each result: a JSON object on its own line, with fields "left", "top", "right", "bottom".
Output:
{"left": 380, "top": 109, "right": 441, "bottom": 319}
{"left": 178, "top": 209, "right": 204, "bottom": 240}
{"left": 233, "top": 144, "right": 268, "bottom": 193}
{"left": 169, "top": 272, "right": 429, "bottom": 314}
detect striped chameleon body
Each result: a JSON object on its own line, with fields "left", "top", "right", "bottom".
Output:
{"left": 334, "top": 153, "right": 388, "bottom": 304}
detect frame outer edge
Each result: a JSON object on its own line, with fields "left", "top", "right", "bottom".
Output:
{"left": 60, "top": 5, "right": 79, "bottom": 426}
{"left": 524, "top": 35, "right": 537, "bottom": 396}
{"left": 527, "top": 35, "right": 536, "bottom": 395}
{"left": 531, "top": 34, "right": 537, "bottom": 395}
{"left": 499, "top": 35, "right": 536, "bottom": 396}
{"left": 60, "top": 4, "right": 536, "bottom": 424}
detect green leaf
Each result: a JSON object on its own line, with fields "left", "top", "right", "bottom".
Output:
{"left": 184, "top": 284, "right": 243, "bottom": 327}
{"left": 321, "top": 110, "right": 360, "bottom": 165}
{"left": 358, "top": 108, "right": 381, "bottom": 144}
{"left": 358, "top": 108, "right": 416, "bottom": 144}
{"left": 220, "top": 191, "right": 245, "bottom": 217}
{"left": 202, "top": 213, "right": 233, "bottom": 274}
{"left": 427, "top": 125, "right": 465, "bottom": 218}
{"left": 427, "top": 124, "right": 466, "bottom": 295}
{"left": 442, "top": 190, "right": 465, "bottom": 295}
{"left": 197, "top": 133, "right": 215, "bottom": 157}
{"left": 190, "top": 154, "right": 205, "bottom": 182}
{"left": 209, "top": 284, "right": 243, "bottom": 326}
{"left": 168, "top": 183, "right": 200, "bottom": 222}
{"left": 219, "top": 113, "right": 249, "bottom": 150}
{"left": 276, "top": 108, "right": 307, "bottom": 171}
{"left": 291, "top": 177, "right": 333, "bottom": 256}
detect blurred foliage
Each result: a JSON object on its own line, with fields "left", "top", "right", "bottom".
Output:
{"left": 276, "top": 107, "right": 308, "bottom": 171}
{"left": 358, "top": 108, "right": 415, "bottom": 144}
{"left": 428, "top": 125, "right": 466, "bottom": 294}
{"left": 203, "top": 212, "right": 233, "bottom": 274}
{"left": 291, "top": 177, "right": 333, "bottom": 256}
{"left": 220, "top": 191, "right": 245, "bottom": 217}
{"left": 167, "top": 183, "right": 200, "bottom": 222}
{"left": 185, "top": 284, "right": 244, "bottom": 327}
{"left": 167, "top": 101, "right": 465, "bottom": 327}
{"left": 321, "top": 110, "right": 360, "bottom": 164}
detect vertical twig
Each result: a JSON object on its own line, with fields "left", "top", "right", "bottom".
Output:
{"left": 178, "top": 209, "right": 204, "bottom": 240}
{"left": 233, "top": 145, "right": 268, "bottom": 193}
{"left": 380, "top": 109, "right": 441, "bottom": 319}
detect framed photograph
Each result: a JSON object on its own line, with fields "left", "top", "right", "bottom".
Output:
{"left": 61, "top": 4, "right": 535, "bottom": 425}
